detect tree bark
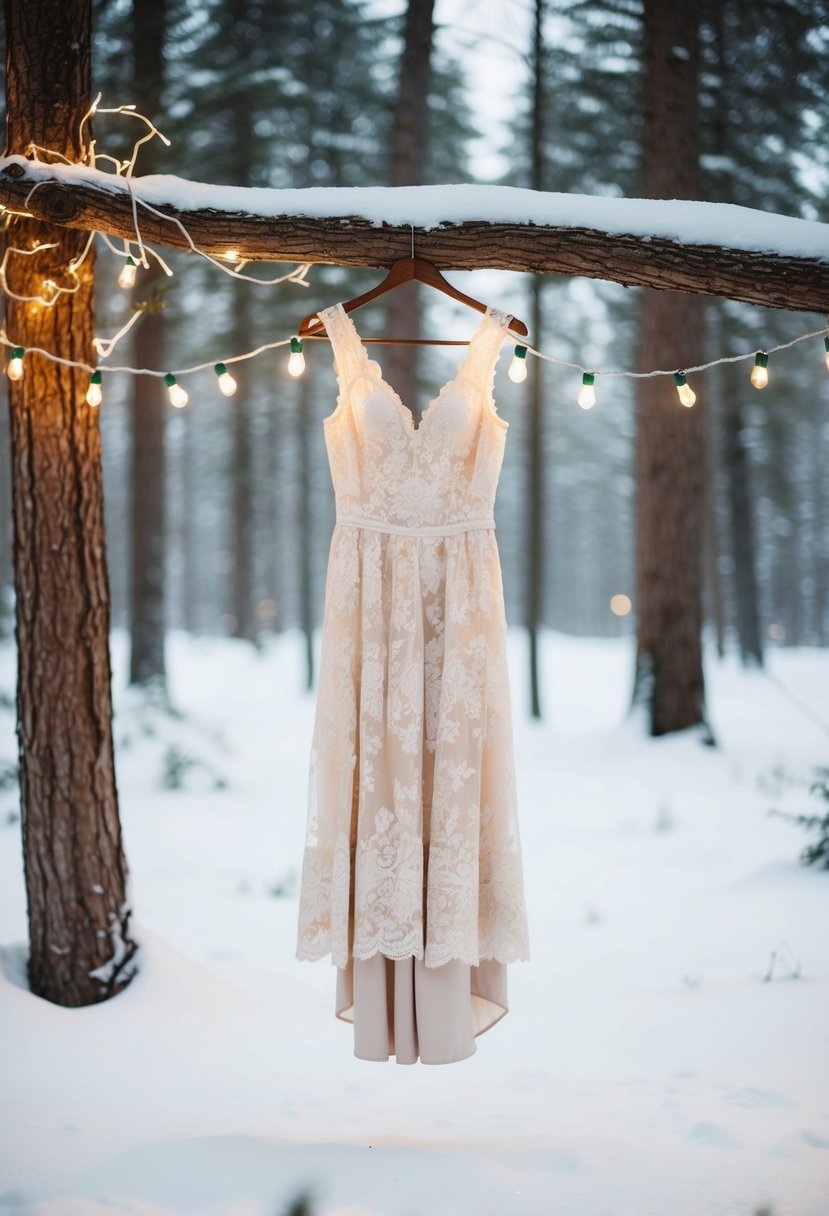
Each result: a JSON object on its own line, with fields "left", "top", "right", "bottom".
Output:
{"left": 4, "top": 0, "right": 138, "bottom": 1004}
{"left": 297, "top": 364, "right": 314, "bottom": 690}
{"left": 230, "top": 283, "right": 257, "bottom": 642}
{"left": 525, "top": 0, "right": 547, "bottom": 720}
{"left": 227, "top": 0, "right": 257, "bottom": 645}
{"left": 128, "top": 0, "right": 168, "bottom": 688}
{"left": 721, "top": 364, "right": 763, "bottom": 665}
{"left": 633, "top": 0, "right": 711, "bottom": 738}
{"left": 1, "top": 161, "right": 827, "bottom": 313}
{"left": 385, "top": 0, "right": 435, "bottom": 422}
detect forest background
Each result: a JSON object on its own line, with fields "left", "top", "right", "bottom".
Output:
{"left": 2, "top": 0, "right": 826, "bottom": 721}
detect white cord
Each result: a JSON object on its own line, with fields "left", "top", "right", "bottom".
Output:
{"left": 1, "top": 322, "right": 826, "bottom": 383}
{"left": 513, "top": 324, "right": 829, "bottom": 378}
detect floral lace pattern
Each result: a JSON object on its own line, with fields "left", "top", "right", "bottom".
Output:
{"left": 295, "top": 302, "right": 531, "bottom": 970}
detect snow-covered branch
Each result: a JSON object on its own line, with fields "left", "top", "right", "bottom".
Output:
{"left": 2, "top": 156, "right": 829, "bottom": 313}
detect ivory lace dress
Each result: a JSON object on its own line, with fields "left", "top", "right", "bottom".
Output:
{"left": 295, "top": 301, "right": 530, "bottom": 1065}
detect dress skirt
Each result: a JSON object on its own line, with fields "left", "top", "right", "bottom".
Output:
{"left": 336, "top": 954, "right": 509, "bottom": 1064}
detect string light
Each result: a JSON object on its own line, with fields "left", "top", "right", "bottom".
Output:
{"left": 577, "top": 372, "right": 596, "bottom": 409}
{"left": 7, "top": 346, "right": 24, "bottom": 381}
{"left": 750, "top": 351, "right": 769, "bottom": 389}
{"left": 118, "top": 256, "right": 137, "bottom": 289}
{"left": 1, "top": 316, "right": 827, "bottom": 403}
{"left": 164, "top": 372, "right": 188, "bottom": 408}
{"left": 288, "top": 337, "right": 305, "bottom": 377}
{"left": 508, "top": 344, "right": 528, "bottom": 383}
{"left": 86, "top": 369, "right": 103, "bottom": 407}
{"left": 825, "top": 337, "right": 829, "bottom": 372}
{"left": 214, "top": 361, "right": 237, "bottom": 396}
{"left": 673, "top": 371, "right": 696, "bottom": 408}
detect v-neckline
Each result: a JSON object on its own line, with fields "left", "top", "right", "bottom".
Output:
{"left": 334, "top": 301, "right": 496, "bottom": 438}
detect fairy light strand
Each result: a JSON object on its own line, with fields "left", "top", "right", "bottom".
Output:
{"left": 1, "top": 322, "right": 826, "bottom": 393}
{"left": 0, "top": 95, "right": 312, "bottom": 360}
{"left": 518, "top": 323, "right": 829, "bottom": 379}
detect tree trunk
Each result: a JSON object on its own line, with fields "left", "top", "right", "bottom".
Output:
{"left": 722, "top": 366, "right": 763, "bottom": 665}
{"left": 0, "top": 381, "right": 11, "bottom": 638}
{"left": 231, "top": 283, "right": 257, "bottom": 642}
{"left": 4, "top": 0, "right": 138, "bottom": 1004}
{"left": 227, "top": 0, "right": 257, "bottom": 645}
{"left": 385, "top": 0, "right": 435, "bottom": 422}
{"left": 633, "top": 0, "right": 711, "bottom": 739}
{"left": 128, "top": 0, "right": 168, "bottom": 687}
{"left": 525, "top": 0, "right": 547, "bottom": 719}
{"left": 297, "top": 365, "right": 314, "bottom": 690}
{"left": 703, "top": 376, "right": 725, "bottom": 658}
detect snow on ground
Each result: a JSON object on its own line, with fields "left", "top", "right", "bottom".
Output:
{"left": 0, "top": 628, "right": 827, "bottom": 1216}
{"left": 4, "top": 155, "right": 829, "bottom": 259}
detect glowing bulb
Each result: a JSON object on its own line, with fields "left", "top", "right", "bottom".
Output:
{"left": 7, "top": 346, "right": 25, "bottom": 381}
{"left": 508, "top": 345, "right": 528, "bottom": 383}
{"left": 288, "top": 337, "right": 305, "bottom": 377}
{"left": 86, "top": 370, "right": 103, "bottom": 407}
{"left": 214, "top": 362, "right": 237, "bottom": 396}
{"left": 673, "top": 371, "right": 696, "bottom": 408}
{"left": 223, "top": 249, "right": 239, "bottom": 263}
{"left": 164, "top": 373, "right": 188, "bottom": 408}
{"left": 824, "top": 337, "right": 829, "bottom": 372}
{"left": 750, "top": 351, "right": 768, "bottom": 389}
{"left": 118, "top": 256, "right": 137, "bottom": 289}
{"left": 578, "top": 372, "right": 596, "bottom": 409}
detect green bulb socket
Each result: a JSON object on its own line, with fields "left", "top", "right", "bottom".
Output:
{"left": 513, "top": 345, "right": 527, "bottom": 359}
{"left": 214, "top": 362, "right": 228, "bottom": 376}
{"left": 754, "top": 351, "right": 768, "bottom": 368}
{"left": 582, "top": 372, "right": 595, "bottom": 386}
{"left": 11, "top": 347, "right": 24, "bottom": 360}
{"left": 291, "top": 338, "right": 303, "bottom": 354}
{"left": 90, "top": 370, "right": 102, "bottom": 386}
{"left": 164, "top": 373, "right": 177, "bottom": 388}
{"left": 673, "top": 371, "right": 687, "bottom": 387}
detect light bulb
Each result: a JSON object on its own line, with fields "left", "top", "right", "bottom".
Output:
{"left": 750, "top": 351, "right": 768, "bottom": 389}
{"left": 288, "top": 337, "right": 305, "bottom": 377}
{"left": 824, "top": 337, "right": 829, "bottom": 372}
{"left": 508, "top": 345, "right": 528, "bottom": 383}
{"left": 674, "top": 371, "right": 696, "bottom": 407}
{"left": 214, "top": 362, "right": 237, "bottom": 396}
{"left": 7, "top": 347, "right": 25, "bottom": 381}
{"left": 578, "top": 372, "right": 596, "bottom": 409}
{"left": 164, "top": 373, "right": 188, "bottom": 408}
{"left": 86, "top": 370, "right": 103, "bottom": 407}
{"left": 118, "top": 256, "right": 137, "bottom": 289}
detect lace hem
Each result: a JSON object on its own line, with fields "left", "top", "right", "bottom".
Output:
{"left": 296, "top": 841, "right": 531, "bottom": 971}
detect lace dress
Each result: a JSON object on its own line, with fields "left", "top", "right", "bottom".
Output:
{"left": 295, "top": 301, "right": 530, "bottom": 1064}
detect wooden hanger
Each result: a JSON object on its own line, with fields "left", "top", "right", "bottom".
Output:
{"left": 297, "top": 256, "right": 529, "bottom": 344}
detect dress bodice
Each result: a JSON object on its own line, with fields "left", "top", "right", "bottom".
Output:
{"left": 318, "top": 302, "right": 514, "bottom": 533}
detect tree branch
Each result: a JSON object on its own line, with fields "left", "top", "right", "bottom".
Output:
{"left": 2, "top": 156, "right": 828, "bottom": 313}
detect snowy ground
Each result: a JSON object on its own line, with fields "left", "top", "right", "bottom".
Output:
{"left": 0, "top": 628, "right": 827, "bottom": 1216}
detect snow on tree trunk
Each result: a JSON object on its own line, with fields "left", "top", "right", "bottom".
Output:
{"left": 633, "top": 0, "right": 710, "bottom": 738}
{"left": 4, "top": 0, "right": 138, "bottom": 1003}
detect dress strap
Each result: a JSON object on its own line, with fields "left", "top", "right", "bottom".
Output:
{"left": 460, "top": 307, "right": 515, "bottom": 393}
{"left": 317, "top": 302, "right": 368, "bottom": 390}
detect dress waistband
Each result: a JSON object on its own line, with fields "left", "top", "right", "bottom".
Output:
{"left": 336, "top": 514, "right": 495, "bottom": 537}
